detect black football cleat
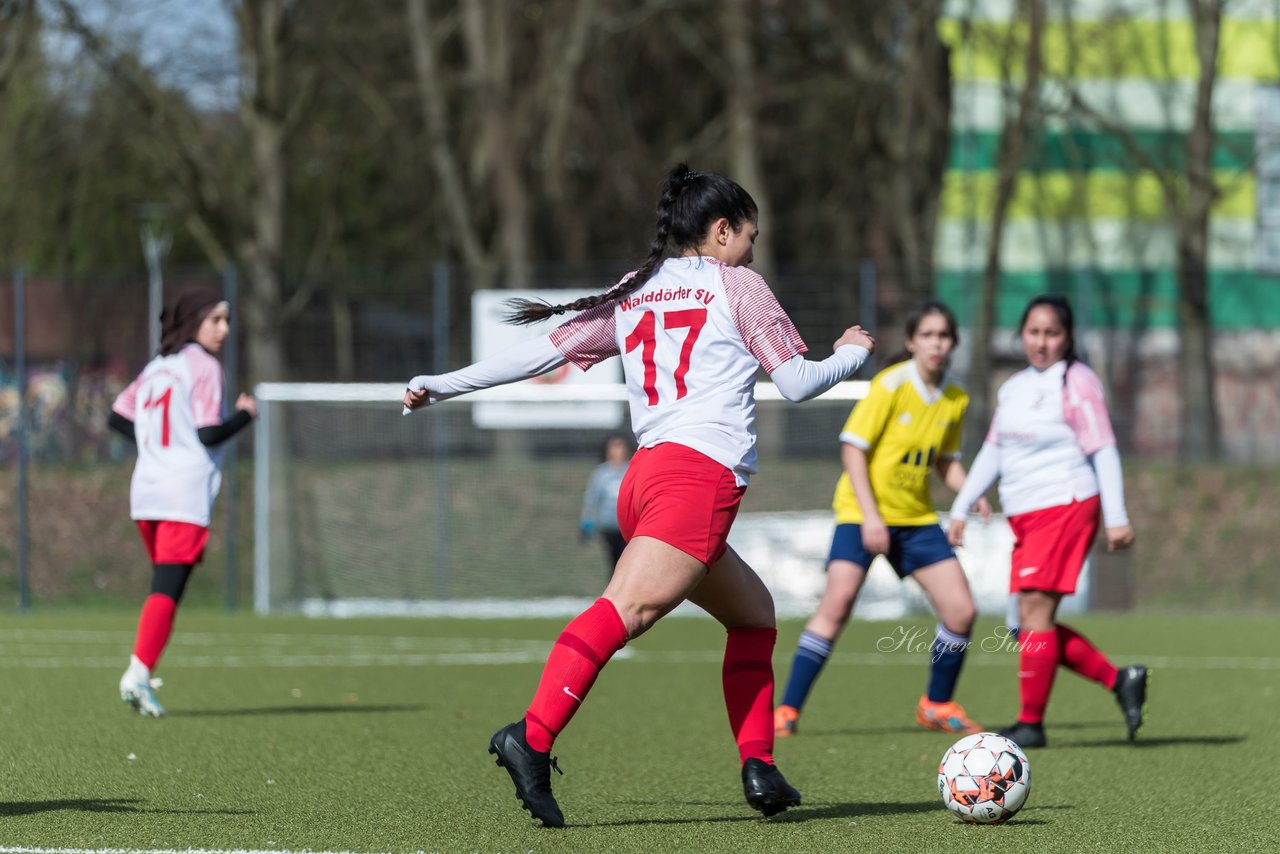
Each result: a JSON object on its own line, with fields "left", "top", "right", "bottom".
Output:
{"left": 488, "top": 720, "right": 565, "bottom": 828}
{"left": 1112, "top": 664, "right": 1150, "bottom": 741}
{"left": 741, "top": 758, "right": 801, "bottom": 817}
{"left": 998, "top": 720, "right": 1047, "bottom": 749}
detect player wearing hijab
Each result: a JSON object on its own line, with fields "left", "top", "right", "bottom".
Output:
{"left": 109, "top": 286, "right": 257, "bottom": 717}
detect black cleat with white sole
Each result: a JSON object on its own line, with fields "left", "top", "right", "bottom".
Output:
{"left": 488, "top": 720, "right": 565, "bottom": 828}
{"left": 741, "top": 758, "right": 801, "bottom": 817}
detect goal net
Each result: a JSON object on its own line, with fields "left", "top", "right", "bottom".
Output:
{"left": 253, "top": 381, "right": 1089, "bottom": 620}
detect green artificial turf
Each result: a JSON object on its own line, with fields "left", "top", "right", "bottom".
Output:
{"left": 0, "top": 611, "right": 1275, "bottom": 853}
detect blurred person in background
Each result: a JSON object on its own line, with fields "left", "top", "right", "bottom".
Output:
{"left": 775, "top": 300, "right": 990, "bottom": 741}
{"left": 405, "top": 163, "right": 875, "bottom": 827}
{"left": 947, "top": 294, "right": 1144, "bottom": 749}
{"left": 108, "top": 287, "right": 257, "bottom": 717}
{"left": 580, "top": 434, "right": 632, "bottom": 576}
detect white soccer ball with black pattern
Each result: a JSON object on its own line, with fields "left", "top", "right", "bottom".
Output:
{"left": 937, "top": 732, "right": 1031, "bottom": 824}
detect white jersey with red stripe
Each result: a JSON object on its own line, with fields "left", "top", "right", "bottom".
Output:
{"left": 112, "top": 343, "right": 227, "bottom": 526}
{"left": 549, "top": 256, "right": 808, "bottom": 485}
{"left": 987, "top": 360, "right": 1118, "bottom": 517}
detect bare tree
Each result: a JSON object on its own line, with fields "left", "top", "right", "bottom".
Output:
{"left": 1053, "top": 0, "right": 1224, "bottom": 458}
{"left": 969, "top": 0, "right": 1045, "bottom": 450}
{"left": 405, "top": 0, "right": 600, "bottom": 292}
{"left": 816, "top": 1, "right": 952, "bottom": 306}
{"left": 52, "top": 0, "right": 313, "bottom": 383}
{"left": 0, "top": 0, "right": 35, "bottom": 99}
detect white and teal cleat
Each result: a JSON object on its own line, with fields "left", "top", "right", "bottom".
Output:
{"left": 120, "top": 677, "right": 166, "bottom": 718}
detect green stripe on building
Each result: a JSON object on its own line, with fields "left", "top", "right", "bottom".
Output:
{"left": 935, "top": 270, "right": 1280, "bottom": 329}
{"left": 949, "top": 130, "right": 1255, "bottom": 173}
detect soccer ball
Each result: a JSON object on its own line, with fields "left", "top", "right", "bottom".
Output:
{"left": 937, "top": 732, "right": 1031, "bottom": 824}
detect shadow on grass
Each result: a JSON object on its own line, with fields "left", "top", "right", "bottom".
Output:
{"left": 801, "top": 726, "right": 927, "bottom": 737}
{"left": 169, "top": 703, "right": 427, "bottom": 718}
{"left": 1064, "top": 735, "right": 1246, "bottom": 749}
{"left": 0, "top": 798, "right": 251, "bottom": 817}
{"left": 579, "top": 799, "right": 942, "bottom": 828}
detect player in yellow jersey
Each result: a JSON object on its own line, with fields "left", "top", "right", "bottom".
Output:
{"left": 775, "top": 301, "right": 990, "bottom": 738}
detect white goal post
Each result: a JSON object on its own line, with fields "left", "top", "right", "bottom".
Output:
{"left": 252, "top": 380, "right": 1089, "bottom": 620}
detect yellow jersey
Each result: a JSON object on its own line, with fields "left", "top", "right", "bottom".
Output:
{"left": 831, "top": 360, "right": 968, "bottom": 526}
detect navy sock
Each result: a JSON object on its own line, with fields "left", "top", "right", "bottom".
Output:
{"left": 926, "top": 624, "right": 970, "bottom": 703}
{"left": 781, "top": 630, "right": 834, "bottom": 710}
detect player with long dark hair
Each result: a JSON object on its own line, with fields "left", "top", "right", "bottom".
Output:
{"left": 404, "top": 163, "right": 875, "bottom": 827}
{"left": 775, "top": 300, "right": 990, "bottom": 739}
{"left": 109, "top": 286, "right": 257, "bottom": 716}
{"left": 947, "top": 294, "right": 1146, "bottom": 748}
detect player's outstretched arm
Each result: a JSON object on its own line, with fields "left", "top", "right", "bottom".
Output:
{"left": 769, "top": 326, "right": 875, "bottom": 402}
{"left": 404, "top": 334, "right": 569, "bottom": 413}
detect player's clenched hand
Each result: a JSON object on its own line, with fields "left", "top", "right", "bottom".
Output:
{"left": 1105, "top": 523, "right": 1135, "bottom": 552}
{"left": 403, "top": 376, "right": 435, "bottom": 413}
{"left": 947, "top": 518, "right": 966, "bottom": 547}
{"left": 835, "top": 325, "right": 875, "bottom": 354}
{"left": 235, "top": 393, "right": 258, "bottom": 419}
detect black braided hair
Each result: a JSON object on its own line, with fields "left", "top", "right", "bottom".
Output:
{"left": 1018, "top": 294, "right": 1077, "bottom": 384}
{"left": 503, "top": 163, "right": 758, "bottom": 325}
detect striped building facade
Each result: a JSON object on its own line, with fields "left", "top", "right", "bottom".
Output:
{"left": 937, "top": 0, "right": 1280, "bottom": 459}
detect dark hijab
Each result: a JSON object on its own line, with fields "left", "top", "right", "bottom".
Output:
{"left": 159, "top": 286, "right": 225, "bottom": 356}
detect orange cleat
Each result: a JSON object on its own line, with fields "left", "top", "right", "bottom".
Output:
{"left": 916, "top": 695, "right": 982, "bottom": 735}
{"left": 774, "top": 704, "right": 800, "bottom": 738}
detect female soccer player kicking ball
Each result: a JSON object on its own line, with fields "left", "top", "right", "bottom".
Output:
{"left": 775, "top": 300, "right": 990, "bottom": 740}
{"left": 947, "top": 294, "right": 1146, "bottom": 748}
{"left": 109, "top": 286, "right": 256, "bottom": 717}
{"left": 405, "top": 164, "right": 874, "bottom": 827}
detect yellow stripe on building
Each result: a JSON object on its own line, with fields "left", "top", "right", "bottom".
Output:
{"left": 941, "top": 17, "right": 1280, "bottom": 82}
{"left": 940, "top": 170, "right": 1255, "bottom": 222}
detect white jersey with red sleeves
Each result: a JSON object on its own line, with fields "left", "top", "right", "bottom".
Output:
{"left": 549, "top": 256, "right": 808, "bottom": 485}
{"left": 987, "top": 360, "right": 1118, "bottom": 517}
{"left": 112, "top": 342, "right": 227, "bottom": 526}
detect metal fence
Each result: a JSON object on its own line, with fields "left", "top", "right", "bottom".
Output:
{"left": 4, "top": 263, "right": 1280, "bottom": 611}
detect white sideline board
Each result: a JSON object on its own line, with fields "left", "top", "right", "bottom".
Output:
{"left": 728, "top": 510, "right": 1089, "bottom": 623}
{"left": 290, "top": 511, "right": 1088, "bottom": 621}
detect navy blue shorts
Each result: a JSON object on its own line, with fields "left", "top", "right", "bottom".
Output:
{"left": 827, "top": 522, "right": 956, "bottom": 577}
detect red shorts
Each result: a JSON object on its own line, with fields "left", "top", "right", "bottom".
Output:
{"left": 135, "top": 520, "right": 209, "bottom": 565}
{"left": 617, "top": 443, "right": 746, "bottom": 566}
{"left": 1007, "top": 496, "right": 1100, "bottom": 594}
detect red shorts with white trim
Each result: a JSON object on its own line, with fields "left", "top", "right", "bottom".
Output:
{"left": 617, "top": 443, "right": 746, "bottom": 566}
{"left": 1007, "top": 496, "right": 1100, "bottom": 594}
{"left": 135, "top": 520, "right": 210, "bottom": 565}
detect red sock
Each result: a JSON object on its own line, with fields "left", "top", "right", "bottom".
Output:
{"left": 1017, "top": 629, "right": 1059, "bottom": 724}
{"left": 524, "top": 598, "right": 628, "bottom": 753}
{"left": 1057, "top": 624, "right": 1118, "bottom": 688}
{"left": 723, "top": 627, "right": 777, "bottom": 765}
{"left": 133, "top": 593, "right": 177, "bottom": 670}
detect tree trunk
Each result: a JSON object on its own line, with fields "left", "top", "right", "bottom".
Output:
{"left": 969, "top": 0, "right": 1043, "bottom": 456}
{"left": 884, "top": 0, "right": 951, "bottom": 305}
{"left": 0, "top": 0, "right": 34, "bottom": 98}
{"left": 235, "top": 0, "right": 289, "bottom": 383}
{"left": 1177, "top": 0, "right": 1222, "bottom": 459}
{"left": 722, "top": 0, "right": 774, "bottom": 286}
